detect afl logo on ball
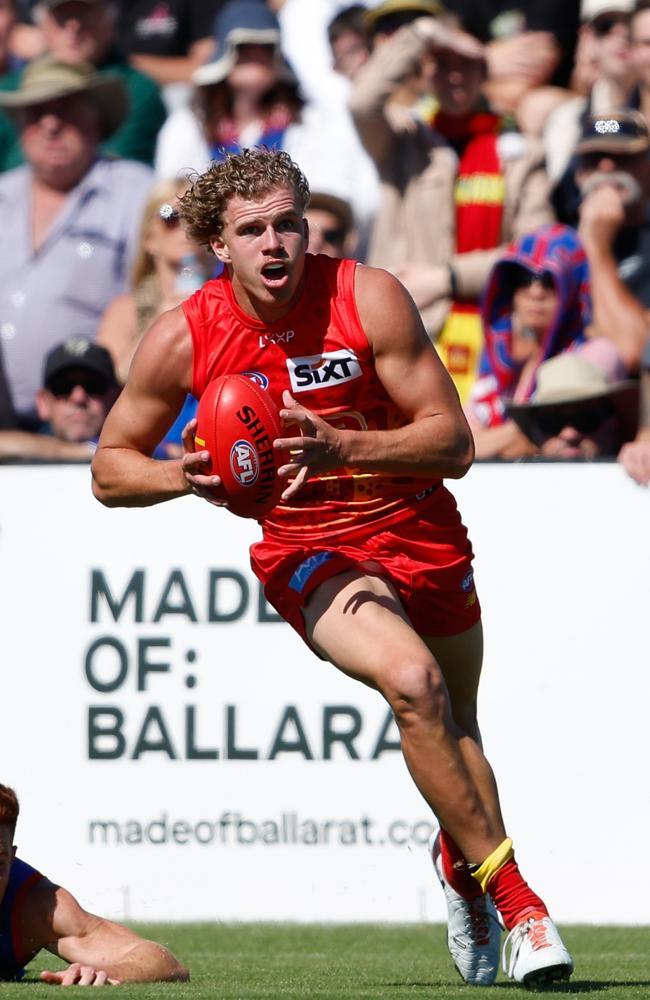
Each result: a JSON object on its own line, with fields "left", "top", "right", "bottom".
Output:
{"left": 230, "top": 440, "right": 259, "bottom": 487}
{"left": 241, "top": 370, "right": 269, "bottom": 389}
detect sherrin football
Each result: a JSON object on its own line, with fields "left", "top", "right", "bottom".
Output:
{"left": 194, "top": 373, "right": 285, "bottom": 519}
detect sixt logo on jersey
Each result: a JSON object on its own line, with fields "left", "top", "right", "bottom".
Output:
{"left": 240, "top": 371, "right": 269, "bottom": 389}
{"left": 286, "top": 350, "right": 362, "bottom": 393}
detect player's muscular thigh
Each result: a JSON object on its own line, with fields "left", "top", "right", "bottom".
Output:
{"left": 304, "top": 569, "right": 441, "bottom": 690}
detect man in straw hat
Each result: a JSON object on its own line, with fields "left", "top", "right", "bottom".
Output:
{"left": 0, "top": 55, "right": 154, "bottom": 430}
{"left": 0, "top": 0, "right": 166, "bottom": 168}
{"left": 505, "top": 338, "right": 640, "bottom": 459}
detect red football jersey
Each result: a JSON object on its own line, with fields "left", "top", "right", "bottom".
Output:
{"left": 184, "top": 254, "right": 446, "bottom": 540}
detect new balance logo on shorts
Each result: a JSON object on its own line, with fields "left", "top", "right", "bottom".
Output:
{"left": 289, "top": 552, "right": 335, "bottom": 593}
{"left": 286, "top": 351, "right": 362, "bottom": 393}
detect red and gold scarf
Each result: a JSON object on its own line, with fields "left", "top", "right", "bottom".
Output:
{"left": 434, "top": 111, "right": 505, "bottom": 402}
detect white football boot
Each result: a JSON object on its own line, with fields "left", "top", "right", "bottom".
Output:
{"left": 431, "top": 832, "right": 502, "bottom": 986}
{"left": 502, "top": 912, "right": 573, "bottom": 988}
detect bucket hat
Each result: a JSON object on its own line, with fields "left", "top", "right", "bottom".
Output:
{"left": 363, "top": 0, "right": 445, "bottom": 32}
{"left": 193, "top": 1, "right": 297, "bottom": 88}
{"left": 505, "top": 349, "right": 639, "bottom": 443}
{"left": 0, "top": 55, "right": 128, "bottom": 138}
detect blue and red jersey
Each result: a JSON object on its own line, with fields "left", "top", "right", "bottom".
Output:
{"left": 0, "top": 858, "right": 43, "bottom": 980}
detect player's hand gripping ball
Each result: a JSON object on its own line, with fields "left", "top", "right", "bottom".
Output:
{"left": 194, "top": 374, "right": 285, "bottom": 519}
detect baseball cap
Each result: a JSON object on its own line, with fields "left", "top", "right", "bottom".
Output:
{"left": 574, "top": 109, "right": 650, "bottom": 157}
{"left": 0, "top": 55, "right": 128, "bottom": 139}
{"left": 580, "top": 0, "right": 633, "bottom": 22}
{"left": 43, "top": 338, "right": 117, "bottom": 390}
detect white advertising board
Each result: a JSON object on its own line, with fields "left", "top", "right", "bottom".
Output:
{"left": 0, "top": 462, "right": 648, "bottom": 924}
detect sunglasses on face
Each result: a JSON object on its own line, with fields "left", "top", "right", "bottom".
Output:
{"left": 158, "top": 203, "right": 181, "bottom": 228}
{"left": 591, "top": 13, "right": 630, "bottom": 37}
{"left": 533, "top": 402, "right": 614, "bottom": 439}
{"left": 321, "top": 226, "right": 347, "bottom": 245}
{"left": 577, "top": 149, "right": 648, "bottom": 170}
{"left": 372, "top": 11, "right": 421, "bottom": 34}
{"left": 511, "top": 269, "right": 555, "bottom": 291}
{"left": 48, "top": 372, "right": 110, "bottom": 398}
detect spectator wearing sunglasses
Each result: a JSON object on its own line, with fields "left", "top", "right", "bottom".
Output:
{"left": 467, "top": 223, "right": 591, "bottom": 458}
{"left": 154, "top": 1, "right": 305, "bottom": 181}
{"left": 0, "top": 337, "right": 120, "bottom": 460}
{"left": 0, "top": 0, "right": 168, "bottom": 170}
{"left": 304, "top": 189, "right": 357, "bottom": 259}
{"left": 574, "top": 109, "right": 650, "bottom": 372}
{"left": 0, "top": 57, "right": 153, "bottom": 432}
{"left": 505, "top": 336, "right": 639, "bottom": 459}
{"left": 544, "top": 0, "right": 635, "bottom": 188}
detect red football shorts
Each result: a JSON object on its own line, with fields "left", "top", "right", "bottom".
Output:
{"left": 251, "top": 496, "right": 481, "bottom": 654}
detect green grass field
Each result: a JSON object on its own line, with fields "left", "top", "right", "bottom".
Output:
{"left": 4, "top": 923, "right": 650, "bottom": 998}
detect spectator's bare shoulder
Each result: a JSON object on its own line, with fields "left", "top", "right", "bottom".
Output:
{"left": 96, "top": 293, "right": 137, "bottom": 360}
{"left": 98, "top": 291, "right": 136, "bottom": 328}
{"left": 128, "top": 304, "right": 193, "bottom": 395}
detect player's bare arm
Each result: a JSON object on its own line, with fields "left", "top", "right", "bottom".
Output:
{"left": 276, "top": 266, "right": 474, "bottom": 497}
{"left": 25, "top": 880, "right": 188, "bottom": 985}
{"left": 91, "top": 306, "right": 210, "bottom": 507}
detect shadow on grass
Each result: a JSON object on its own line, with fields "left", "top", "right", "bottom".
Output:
{"left": 382, "top": 980, "right": 650, "bottom": 993}
{"left": 489, "top": 982, "right": 650, "bottom": 993}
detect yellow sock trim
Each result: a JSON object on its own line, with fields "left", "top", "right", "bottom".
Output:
{"left": 471, "top": 837, "right": 514, "bottom": 893}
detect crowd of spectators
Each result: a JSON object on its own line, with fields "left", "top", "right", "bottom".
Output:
{"left": 0, "top": 0, "right": 648, "bottom": 485}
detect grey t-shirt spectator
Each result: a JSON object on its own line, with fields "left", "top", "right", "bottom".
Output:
{"left": 0, "top": 158, "right": 153, "bottom": 424}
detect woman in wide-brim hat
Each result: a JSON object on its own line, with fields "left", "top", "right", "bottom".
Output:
{"left": 154, "top": 0, "right": 304, "bottom": 180}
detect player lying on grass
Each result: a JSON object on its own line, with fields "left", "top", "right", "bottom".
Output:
{"left": 91, "top": 147, "right": 573, "bottom": 988}
{"left": 0, "top": 783, "right": 189, "bottom": 986}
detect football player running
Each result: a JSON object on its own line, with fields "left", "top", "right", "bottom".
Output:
{"left": 92, "top": 148, "right": 573, "bottom": 988}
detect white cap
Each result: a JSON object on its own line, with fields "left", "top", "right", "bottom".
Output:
{"left": 581, "top": 0, "right": 634, "bottom": 22}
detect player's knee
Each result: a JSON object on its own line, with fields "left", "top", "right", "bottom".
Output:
{"left": 381, "top": 658, "right": 449, "bottom": 729}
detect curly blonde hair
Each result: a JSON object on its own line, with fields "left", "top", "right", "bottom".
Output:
{"left": 178, "top": 147, "right": 310, "bottom": 251}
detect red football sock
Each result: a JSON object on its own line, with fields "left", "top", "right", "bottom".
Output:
{"left": 486, "top": 857, "right": 549, "bottom": 930}
{"left": 439, "top": 829, "right": 482, "bottom": 900}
